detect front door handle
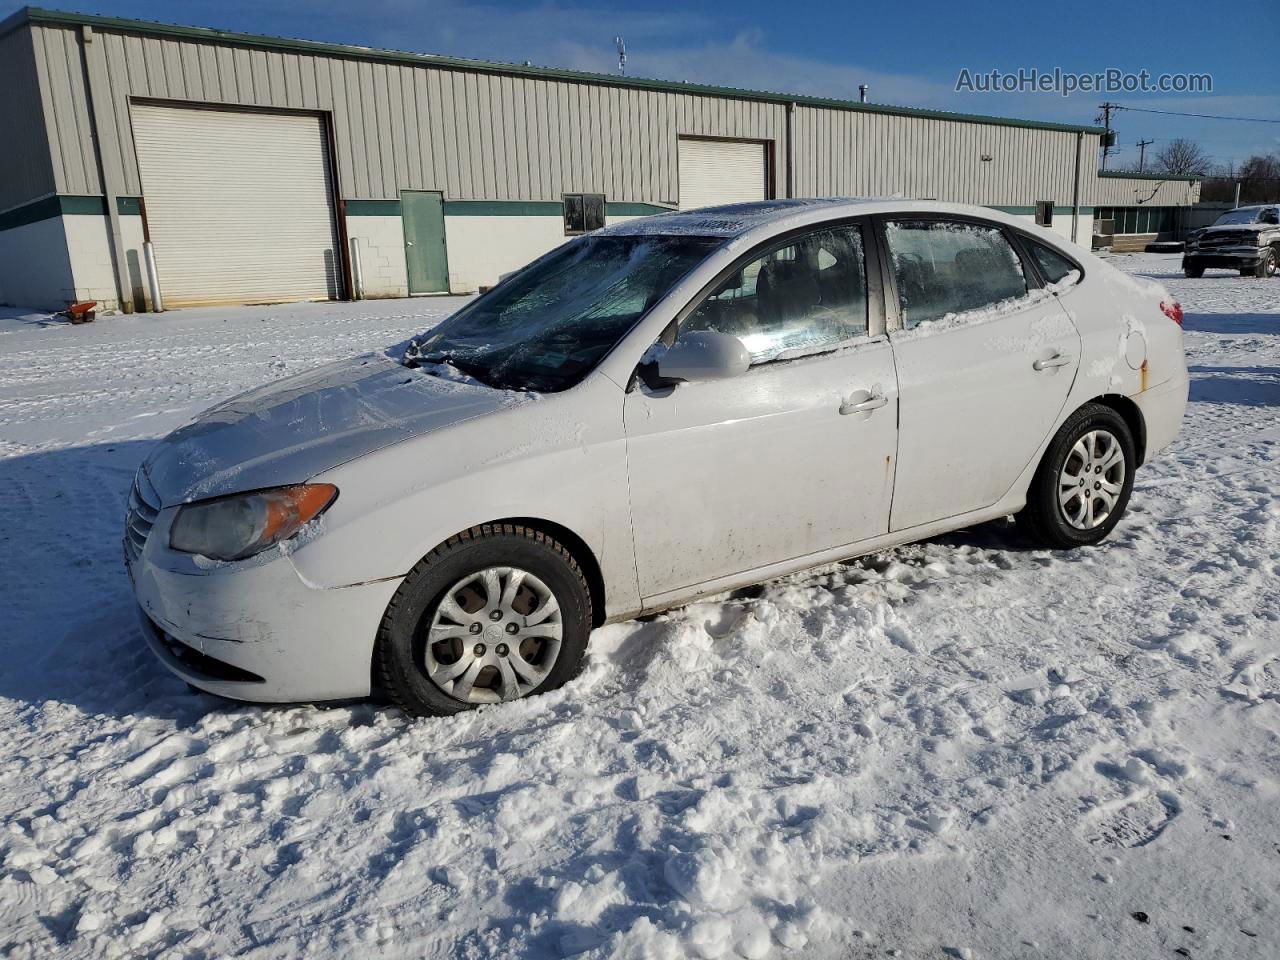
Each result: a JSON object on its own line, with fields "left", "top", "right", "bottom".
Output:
{"left": 1033, "top": 353, "right": 1071, "bottom": 371}
{"left": 840, "top": 394, "right": 888, "bottom": 415}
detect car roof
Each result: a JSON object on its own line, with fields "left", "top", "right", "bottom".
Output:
{"left": 599, "top": 197, "right": 1057, "bottom": 243}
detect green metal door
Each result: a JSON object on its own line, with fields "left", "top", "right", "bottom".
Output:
{"left": 402, "top": 191, "right": 449, "bottom": 293}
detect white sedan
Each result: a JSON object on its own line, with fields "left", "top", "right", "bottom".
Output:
{"left": 125, "top": 199, "right": 1188, "bottom": 716}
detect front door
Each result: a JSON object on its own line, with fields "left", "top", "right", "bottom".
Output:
{"left": 625, "top": 222, "right": 899, "bottom": 599}
{"left": 880, "top": 216, "right": 1081, "bottom": 531}
{"left": 402, "top": 191, "right": 449, "bottom": 293}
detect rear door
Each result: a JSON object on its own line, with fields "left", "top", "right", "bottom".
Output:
{"left": 878, "top": 216, "right": 1081, "bottom": 531}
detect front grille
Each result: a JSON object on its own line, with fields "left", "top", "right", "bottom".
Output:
{"left": 124, "top": 468, "right": 161, "bottom": 562}
{"left": 1199, "top": 231, "right": 1256, "bottom": 249}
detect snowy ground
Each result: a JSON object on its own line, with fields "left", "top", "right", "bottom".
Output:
{"left": 1, "top": 256, "right": 1277, "bottom": 959}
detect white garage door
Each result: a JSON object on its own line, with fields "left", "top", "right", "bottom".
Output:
{"left": 677, "top": 138, "right": 768, "bottom": 211}
{"left": 131, "top": 104, "right": 341, "bottom": 306}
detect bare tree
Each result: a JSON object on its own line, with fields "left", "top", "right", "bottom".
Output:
{"left": 1200, "top": 152, "right": 1280, "bottom": 204}
{"left": 1154, "top": 138, "right": 1211, "bottom": 175}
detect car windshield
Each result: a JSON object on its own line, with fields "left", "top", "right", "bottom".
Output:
{"left": 1213, "top": 208, "right": 1265, "bottom": 225}
{"left": 405, "top": 234, "right": 721, "bottom": 391}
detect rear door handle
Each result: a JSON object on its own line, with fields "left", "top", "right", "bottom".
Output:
{"left": 1033, "top": 353, "right": 1071, "bottom": 371}
{"left": 840, "top": 395, "right": 888, "bottom": 415}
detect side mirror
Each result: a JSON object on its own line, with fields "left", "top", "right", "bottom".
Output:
{"left": 656, "top": 330, "right": 751, "bottom": 383}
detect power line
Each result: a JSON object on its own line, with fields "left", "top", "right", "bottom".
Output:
{"left": 1115, "top": 105, "right": 1280, "bottom": 124}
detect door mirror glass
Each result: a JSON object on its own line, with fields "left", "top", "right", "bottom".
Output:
{"left": 656, "top": 330, "right": 751, "bottom": 382}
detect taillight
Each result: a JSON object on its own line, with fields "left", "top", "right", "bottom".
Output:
{"left": 1160, "top": 300, "right": 1183, "bottom": 326}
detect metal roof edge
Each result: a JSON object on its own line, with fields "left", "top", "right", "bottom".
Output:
{"left": 20, "top": 6, "right": 1106, "bottom": 136}
{"left": 0, "top": 6, "right": 33, "bottom": 39}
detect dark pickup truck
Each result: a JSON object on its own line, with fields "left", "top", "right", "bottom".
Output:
{"left": 1183, "top": 205, "right": 1280, "bottom": 278}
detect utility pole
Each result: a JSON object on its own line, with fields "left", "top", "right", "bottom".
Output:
{"left": 1096, "top": 102, "right": 1118, "bottom": 170}
{"left": 615, "top": 37, "right": 626, "bottom": 76}
{"left": 1136, "top": 138, "right": 1154, "bottom": 172}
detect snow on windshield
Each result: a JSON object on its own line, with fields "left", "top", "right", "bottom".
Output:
{"left": 404, "top": 234, "right": 720, "bottom": 391}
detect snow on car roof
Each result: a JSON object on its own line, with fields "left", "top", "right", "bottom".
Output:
{"left": 599, "top": 198, "right": 885, "bottom": 238}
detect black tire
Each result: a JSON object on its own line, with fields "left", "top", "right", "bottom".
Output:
{"left": 1241, "top": 267, "right": 1257, "bottom": 277}
{"left": 1183, "top": 265, "right": 1204, "bottom": 279}
{"left": 1017, "top": 403, "right": 1136, "bottom": 549}
{"left": 375, "top": 524, "right": 592, "bottom": 717}
{"left": 1258, "top": 247, "right": 1280, "bottom": 279}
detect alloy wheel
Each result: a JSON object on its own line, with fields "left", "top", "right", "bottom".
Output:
{"left": 1058, "top": 429, "right": 1126, "bottom": 530}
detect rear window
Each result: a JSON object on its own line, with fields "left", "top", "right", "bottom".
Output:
{"left": 1027, "top": 240, "right": 1079, "bottom": 285}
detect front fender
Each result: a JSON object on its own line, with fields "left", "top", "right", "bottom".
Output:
{"left": 288, "top": 373, "right": 642, "bottom": 620}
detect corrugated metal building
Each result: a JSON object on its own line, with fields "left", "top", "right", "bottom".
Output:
{"left": 0, "top": 7, "right": 1201, "bottom": 312}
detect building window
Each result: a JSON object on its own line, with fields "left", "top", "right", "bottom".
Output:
{"left": 1035, "top": 200, "right": 1054, "bottom": 227}
{"left": 564, "top": 194, "right": 606, "bottom": 234}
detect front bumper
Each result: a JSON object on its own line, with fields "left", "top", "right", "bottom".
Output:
{"left": 1183, "top": 249, "right": 1264, "bottom": 269}
{"left": 129, "top": 541, "right": 402, "bottom": 703}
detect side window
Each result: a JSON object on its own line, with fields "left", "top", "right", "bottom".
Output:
{"left": 1261, "top": 208, "right": 1279, "bottom": 225}
{"left": 564, "top": 194, "right": 606, "bottom": 234}
{"left": 1027, "top": 239, "right": 1080, "bottom": 285}
{"left": 683, "top": 225, "right": 869, "bottom": 364}
{"left": 884, "top": 219, "right": 1028, "bottom": 329}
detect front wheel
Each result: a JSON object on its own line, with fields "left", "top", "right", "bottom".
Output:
{"left": 1018, "top": 404, "right": 1136, "bottom": 548}
{"left": 376, "top": 524, "right": 592, "bottom": 717}
{"left": 1255, "top": 247, "right": 1279, "bottom": 279}
{"left": 1183, "top": 264, "right": 1204, "bottom": 279}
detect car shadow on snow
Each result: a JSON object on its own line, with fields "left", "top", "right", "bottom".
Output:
{"left": 1189, "top": 365, "right": 1280, "bottom": 407}
{"left": 0, "top": 439, "right": 240, "bottom": 722}
{"left": 1182, "top": 312, "right": 1280, "bottom": 337}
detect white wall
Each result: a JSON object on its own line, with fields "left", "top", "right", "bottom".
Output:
{"left": 442, "top": 214, "right": 645, "bottom": 293}
{"left": 347, "top": 215, "right": 409, "bottom": 299}
{"left": 62, "top": 213, "right": 149, "bottom": 312}
{"left": 0, "top": 216, "right": 77, "bottom": 310}
{"left": 1007, "top": 211, "right": 1093, "bottom": 245}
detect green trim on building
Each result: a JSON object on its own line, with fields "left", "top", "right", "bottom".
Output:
{"left": 4, "top": 7, "right": 1106, "bottom": 136}
{"left": 345, "top": 199, "right": 670, "bottom": 218}
{"left": 606, "top": 202, "right": 671, "bottom": 217}
{"left": 0, "top": 195, "right": 61, "bottom": 231}
{"left": 0, "top": 194, "right": 142, "bottom": 231}
{"left": 1098, "top": 170, "right": 1201, "bottom": 182}
{"left": 442, "top": 200, "right": 564, "bottom": 217}
{"left": 344, "top": 199, "right": 402, "bottom": 217}
{"left": 991, "top": 205, "right": 1095, "bottom": 216}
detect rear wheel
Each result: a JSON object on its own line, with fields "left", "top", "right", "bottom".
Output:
{"left": 1018, "top": 404, "right": 1136, "bottom": 548}
{"left": 376, "top": 524, "right": 592, "bottom": 717}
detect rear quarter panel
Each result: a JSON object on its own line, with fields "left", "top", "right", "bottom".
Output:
{"left": 1055, "top": 256, "right": 1187, "bottom": 454}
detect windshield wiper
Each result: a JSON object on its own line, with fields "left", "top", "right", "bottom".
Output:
{"left": 405, "top": 351, "right": 511, "bottom": 389}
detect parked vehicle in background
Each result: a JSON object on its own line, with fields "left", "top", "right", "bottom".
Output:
{"left": 1182, "top": 205, "right": 1280, "bottom": 278}
{"left": 124, "top": 199, "right": 1189, "bottom": 717}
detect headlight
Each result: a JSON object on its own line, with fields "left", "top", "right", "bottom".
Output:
{"left": 169, "top": 484, "right": 338, "bottom": 561}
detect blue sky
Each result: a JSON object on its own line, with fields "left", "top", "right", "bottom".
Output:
{"left": 12, "top": 0, "right": 1277, "bottom": 168}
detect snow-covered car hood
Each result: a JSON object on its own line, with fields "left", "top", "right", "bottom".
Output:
{"left": 143, "top": 353, "right": 521, "bottom": 504}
